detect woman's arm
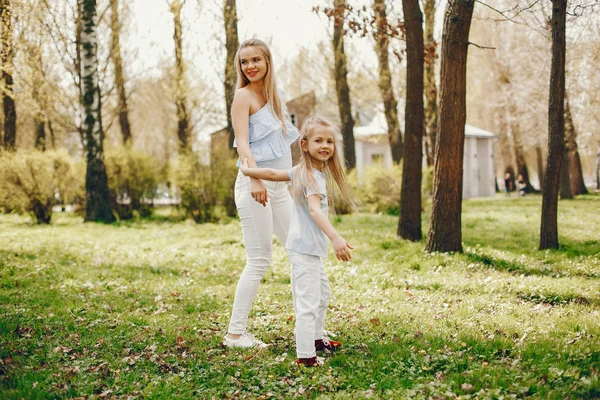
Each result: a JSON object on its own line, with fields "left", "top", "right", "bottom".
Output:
{"left": 307, "top": 195, "right": 353, "bottom": 261}
{"left": 231, "top": 89, "right": 268, "bottom": 206}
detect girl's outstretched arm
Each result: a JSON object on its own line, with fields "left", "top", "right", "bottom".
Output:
{"left": 307, "top": 195, "right": 353, "bottom": 262}
{"left": 241, "top": 159, "right": 290, "bottom": 182}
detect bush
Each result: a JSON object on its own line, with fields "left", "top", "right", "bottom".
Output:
{"left": 357, "top": 163, "right": 403, "bottom": 215}
{"left": 0, "top": 150, "right": 83, "bottom": 224}
{"left": 169, "top": 148, "right": 237, "bottom": 223}
{"left": 105, "top": 147, "right": 160, "bottom": 220}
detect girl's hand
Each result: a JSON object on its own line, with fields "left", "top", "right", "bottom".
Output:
{"left": 251, "top": 178, "right": 268, "bottom": 206}
{"left": 332, "top": 236, "right": 353, "bottom": 262}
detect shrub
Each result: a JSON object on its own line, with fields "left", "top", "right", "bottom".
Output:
{"left": 105, "top": 147, "right": 160, "bottom": 219}
{"left": 169, "top": 148, "right": 237, "bottom": 223}
{"left": 358, "top": 163, "right": 403, "bottom": 215}
{"left": 0, "top": 150, "right": 83, "bottom": 224}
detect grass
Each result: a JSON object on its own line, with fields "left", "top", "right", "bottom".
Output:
{"left": 1, "top": 193, "right": 599, "bottom": 399}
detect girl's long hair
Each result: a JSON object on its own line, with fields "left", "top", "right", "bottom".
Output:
{"left": 292, "top": 115, "right": 359, "bottom": 211}
{"left": 233, "top": 38, "right": 287, "bottom": 134}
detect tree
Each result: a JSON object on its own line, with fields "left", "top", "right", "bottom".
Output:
{"left": 109, "top": 0, "right": 133, "bottom": 145}
{"left": 0, "top": 0, "right": 16, "bottom": 150}
{"left": 332, "top": 0, "right": 356, "bottom": 170}
{"left": 169, "top": 0, "right": 191, "bottom": 153}
{"left": 398, "top": 0, "right": 424, "bottom": 241}
{"left": 223, "top": 0, "right": 239, "bottom": 149}
{"left": 81, "top": 0, "right": 115, "bottom": 223}
{"left": 564, "top": 93, "right": 588, "bottom": 195}
{"left": 373, "top": 0, "right": 402, "bottom": 163}
{"left": 539, "top": 0, "right": 567, "bottom": 250}
{"left": 425, "top": 0, "right": 475, "bottom": 253}
{"left": 423, "top": 0, "right": 437, "bottom": 167}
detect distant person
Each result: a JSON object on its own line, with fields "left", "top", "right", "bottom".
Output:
{"left": 504, "top": 173, "right": 512, "bottom": 195}
{"left": 517, "top": 174, "right": 526, "bottom": 196}
{"left": 241, "top": 115, "right": 359, "bottom": 367}
{"left": 222, "top": 38, "right": 300, "bottom": 349}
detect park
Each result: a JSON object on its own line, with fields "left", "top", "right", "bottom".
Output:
{"left": 1, "top": 0, "right": 599, "bottom": 398}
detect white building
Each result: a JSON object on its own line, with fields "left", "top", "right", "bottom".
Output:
{"left": 353, "top": 112, "right": 498, "bottom": 199}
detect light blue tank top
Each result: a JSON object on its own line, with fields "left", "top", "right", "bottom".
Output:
{"left": 233, "top": 101, "right": 300, "bottom": 169}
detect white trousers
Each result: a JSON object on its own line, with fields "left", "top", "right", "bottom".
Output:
{"left": 287, "top": 249, "right": 332, "bottom": 358}
{"left": 227, "top": 171, "right": 292, "bottom": 334}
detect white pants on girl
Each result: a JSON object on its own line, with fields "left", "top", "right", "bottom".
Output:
{"left": 287, "top": 249, "right": 332, "bottom": 358}
{"left": 228, "top": 171, "right": 292, "bottom": 335}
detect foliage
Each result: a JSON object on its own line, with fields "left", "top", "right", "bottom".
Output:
{"left": 356, "top": 163, "right": 403, "bottom": 215}
{"left": 0, "top": 195, "right": 599, "bottom": 398}
{"left": 169, "top": 148, "right": 237, "bottom": 223}
{"left": 105, "top": 146, "right": 161, "bottom": 220}
{"left": 0, "top": 150, "right": 83, "bottom": 224}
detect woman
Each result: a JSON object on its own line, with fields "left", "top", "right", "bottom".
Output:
{"left": 222, "top": 38, "right": 299, "bottom": 348}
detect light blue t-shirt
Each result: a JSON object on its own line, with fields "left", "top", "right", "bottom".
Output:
{"left": 285, "top": 166, "right": 329, "bottom": 258}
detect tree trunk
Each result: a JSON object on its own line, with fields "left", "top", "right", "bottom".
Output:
{"left": 497, "top": 104, "right": 516, "bottom": 188}
{"left": 0, "top": 0, "right": 16, "bottom": 150}
{"left": 425, "top": 0, "right": 474, "bottom": 253}
{"left": 559, "top": 146, "right": 572, "bottom": 199}
{"left": 509, "top": 103, "right": 537, "bottom": 193}
{"left": 564, "top": 95, "right": 587, "bottom": 195}
{"left": 596, "top": 147, "right": 600, "bottom": 190}
{"left": 170, "top": 0, "right": 191, "bottom": 153}
{"left": 76, "top": 0, "right": 85, "bottom": 148}
{"left": 81, "top": 0, "right": 115, "bottom": 223}
{"left": 110, "top": 0, "right": 132, "bottom": 145}
{"left": 398, "top": 0, "right": 424, "bottom": 241}
{"left": 539, "top": 0, "right": 566, "bottom": 250}
{"left": 536, "top": 143, "right": 544, "bottom": 192}
{"left": 223, "top": 0, "right": 239, "bottom": 149}
{"left": 35, "top": 120, "right": 46, "bottom": 151}
{"left": 332, "top": 0, "right": 356, "bottom": 170}
{"left": 423, "top": 0, "right": 437, "bottom": 167}
{"left": 373, "top": 0, "right": 403, "bottom": 163}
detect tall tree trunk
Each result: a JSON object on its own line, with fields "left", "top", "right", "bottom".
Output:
{"left": 497, "top": 104, "right": 516, "bottom": 187}
{"left": 508, "top": 100, "right": 536, "bottom": 192}
{"left": 332, "top": 0, "right": 356, "bottom": 170}
{"left": 81, "top": 0, "right": 115, "bottom": 223}
{"left": 223, "top": 0, "right": 239, "bottom": 149}
{"left": 536, "top": 143, "right": 544, "bottom": 192}
{"left": 596, "top": 147, "right": 600, "bottom": 190}
{"left": 559, "top": 146, "right": 572, "bottom": 198}
{"left": 425, "top": 0, "right": 474, "bottom": 253}
{"left": 0, "top": 0, "right": 16, "bottom": 150}
{"left": 423, "top": 0, "right": 437, "bottom": 167}
{"left": 170, "top": 0, "right": 191, "bottom": 153}
{"left": 373, "top": 0, "right": 402, "bottom": 163}
{"left": 398, "top": 0, "right": 424, "bottom": 241}
{"left": 35, "top": 120, "right": 46, "bottom": 151}
{"left": 48, "top": 120, "right": 56, "bottom": 149}
{"left": 564, "top": 95, "right": 587, "bottom": 195}
{"left": 110, "top": 0, "right": 132, "bottom": 145}
{"left": 539, "top": 0, "right": 566, "bottom": 250}
{"left": 76, "top": 0, "right": 85, "bottom": 148}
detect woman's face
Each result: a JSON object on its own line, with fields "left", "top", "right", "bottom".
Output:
{"left": 239, "top": 46, "right": 268, "bottom": 83}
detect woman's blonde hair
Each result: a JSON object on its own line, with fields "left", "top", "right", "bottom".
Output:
{"left": 234, "top": 38, "right": 287, "bottom": 133}
{"left": 292, "top": 115, "right": 358, "bottom": 211}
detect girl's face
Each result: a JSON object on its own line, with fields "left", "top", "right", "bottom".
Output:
{"left": 302, "top": 126, "right": 336, "bottom": 169}
{"left": 239, "top": 46, "right": 268, "bottom": 83}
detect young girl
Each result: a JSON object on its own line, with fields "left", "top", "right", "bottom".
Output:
{"left": 222, "top": 38, "right": 300, "bottom": 349}
{"left": 241, "top": 115, "right": 358, "bottom": 367}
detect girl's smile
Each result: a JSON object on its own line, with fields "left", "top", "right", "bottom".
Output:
{"left": 303, "top": 126, "right": 336, "bottom": 169}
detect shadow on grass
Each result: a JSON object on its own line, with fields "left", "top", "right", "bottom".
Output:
{"left": 465, "top": 252, "right": 599, "bottom": 279}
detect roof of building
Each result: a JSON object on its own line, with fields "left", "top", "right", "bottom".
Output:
{"left": 354, "top": 111, "right": 498, "bottom": 139}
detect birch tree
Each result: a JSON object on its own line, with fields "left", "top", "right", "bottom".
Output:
{"left": 81, "top": 0, "right": 114, "bottom": 223}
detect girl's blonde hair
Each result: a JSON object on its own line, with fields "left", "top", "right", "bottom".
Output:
{"left": 234, "top": 38, "right": 287, "bottom": 134}
{"left": 292, "top": 115, "right": 358, "bottom": 211}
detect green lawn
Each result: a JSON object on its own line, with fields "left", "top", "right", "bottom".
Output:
{"left": 1, "top": 194, "right": 599, "bottom": 399}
